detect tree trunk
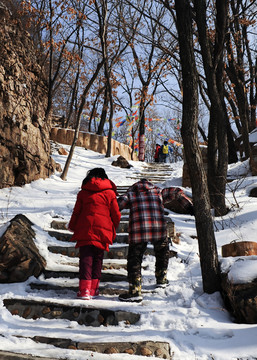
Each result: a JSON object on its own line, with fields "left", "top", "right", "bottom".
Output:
{"left": 175, "top": 0, "right": 220, "bottom": 293}
{"left": 97, "top": 87, "right": 108, "bottom": 135}
{"left": 60, "top": 60, "right": 104, "bottom": 180}
{"left": 106, "top": 99, "right": 113, "bottom": 157}
{"left": 194, "top": 0, "right": 229, "bottom": 216}
{"left": 225, "top": 58, "right": 251, "bottom": 159}
{"left": 138, "top": 98, "right": 146, "bottom": 161}
{"left": 64, "top": 65, "right": 80, "bottom": 128}
{"left": 105, "top": 72, "right": 113, "bottom": 158}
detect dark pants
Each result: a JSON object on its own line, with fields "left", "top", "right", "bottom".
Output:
{"left": 79, "top": 245, "right": 104, "bottom": 280}
{"left": 127, "top": 237, "right": 169, "bottom": 285}
{"left": 160, "top": 154, "right": 168, "bottom": 163}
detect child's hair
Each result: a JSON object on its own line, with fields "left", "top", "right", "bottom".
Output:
{"left": 164, "top": 141, "right": 168, "bottom": 145}
{"left": 82, "top": 167, "right": 108, "bottom": 185}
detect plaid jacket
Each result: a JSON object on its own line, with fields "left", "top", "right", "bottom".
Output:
{"left": 118, "top": 179, "right": 192, "bottom": 244}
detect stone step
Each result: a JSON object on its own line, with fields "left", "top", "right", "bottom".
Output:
{"left": 143, "top": 163, "right": 173, "bottom": 167}
{"left": 141, "top": 169, "right": 173, "bottom": 174}
{"left": 3, "top": 298, "right": 140, "bottom": 326}
{"left": 0, "top": 350, "right": 64, "bottom": 360}
{"left": 142, "top": 168, "right": 173, "bottom": 173}
{"left": 103, "top": 262, "right": 127, "bottom": 270}
{"left": 27, "top": 336, "right": 172, "bottom": 359}
{"left": 50, "top": 219, "right": 129, "bottom": 233}
{"left": 126, "top": 175, "right": 172, "bottom": 183}
{"left": 117, "top": 220, "right": 130, "bottom": 233}
{"left": 48, "top": 245, "right": 79, "bottom": 257}
{"left": 46, "top": 259, "right": 125, "bottom": 269}
{"left": 48, "top": 230, "right": 128, "bottom": 243}
{"left": 43, "top": 269, "right": 127, "bottom": 282}
{"left": 48, "top": 244, "right": 177, "bottom": 259}
{"left": 48, "top": 244, "right": 154, "bottom": 258}
{"left": 50, "top": 219, "right": 68, "bottom": 230}
{"left": 48, "top": 217, "right": 174, "bottom": 244}
{"left": 28, "top": 282, "right": 125, "bottom": 296}
{"left": 48, "top": 244, "right": 130, "bottom": 258}
{"left": 28, "top": 282, "right": 165, "bottom": 296}
{"left": 137, "top": 173, "right": 173, "bottom": 178}
{"left": 116, "top": 186, "right": 130, "bottom": 195}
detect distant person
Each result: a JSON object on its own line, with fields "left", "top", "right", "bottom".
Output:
{"left": 68, "top": 168, "right": 121, "bottom": 300}
{"left": 160, "top": 140, "right": 173, "bottom": 163}
{"left": 154, "top": 144, "right": 161, "bottom": 163}
{"left": 117, "top": 178, "right": 194, "bottom": 302}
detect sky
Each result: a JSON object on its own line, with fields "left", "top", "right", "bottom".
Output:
{"left": 0, "top": 143, "right": 257, "bottom": 360}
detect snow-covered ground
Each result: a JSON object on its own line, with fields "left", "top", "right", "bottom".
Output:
{"left": 0, "top": 144, "right": 257, "bottom": 360}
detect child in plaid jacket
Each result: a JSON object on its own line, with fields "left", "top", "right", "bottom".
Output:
{"left": 118, "top": 178, "right": 193, "bottom": 302}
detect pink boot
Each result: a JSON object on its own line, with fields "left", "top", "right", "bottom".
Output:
{"left": 77, "top": 279, "right": 92, "bottom": 300}
{"left": 90, "top": 279, "right": 100, "bottom": 297}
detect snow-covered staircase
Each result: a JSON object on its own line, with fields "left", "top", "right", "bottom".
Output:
{"left": 2, "top": 163, "right": 176, "bottom": 359}
{"left": 126, "top": 162, "right": 174, "bottom": 184}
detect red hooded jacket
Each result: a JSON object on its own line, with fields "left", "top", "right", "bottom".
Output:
{"left": 68, "top": 178, "right": 121, "bottom": 251}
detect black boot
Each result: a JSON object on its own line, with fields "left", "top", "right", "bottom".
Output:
{"left": 119, "top": 278, "right": 143, "bottom": 303}
{"left": 156, "top": 269, "right": 169, "bottom": 288}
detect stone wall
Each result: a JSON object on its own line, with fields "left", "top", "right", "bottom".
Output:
{"left": 0, "top": 6, "right": 56, "bottom": 189}
{"left": 50, "top": 127, "right": 138, "bottom": 161}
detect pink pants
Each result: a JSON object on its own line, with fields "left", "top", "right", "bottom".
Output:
{"left": 79, "top": 245, "right": 104, "bottom": 280}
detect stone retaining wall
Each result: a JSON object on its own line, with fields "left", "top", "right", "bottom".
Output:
{"left": 50, "top": 128, "right": 138, "bottom": 161}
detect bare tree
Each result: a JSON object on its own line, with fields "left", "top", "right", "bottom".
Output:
{"left": 60, "top": 59, "right": 104, "bottom": 180}
{"left": 225, "top": 0, "right": 257, "bottom": 159}
{"left": 120, "top": 0, "right": 173, "bottom": 160}
{"left": 174, "top": 0, "right": 220, "bottom": 294}
{"left": 192, "top": 0, "right": 229, "bottom": 216}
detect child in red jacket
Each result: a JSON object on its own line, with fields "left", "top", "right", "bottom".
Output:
{"left": 68, "top": 168, "right": 121, "bottom": 300}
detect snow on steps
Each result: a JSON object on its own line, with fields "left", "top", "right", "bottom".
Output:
{"left": 3, "top": 193, "right": 174, "bottom": 359}
{"left": 3, "top": 166, "right": 176, "bottom": 359}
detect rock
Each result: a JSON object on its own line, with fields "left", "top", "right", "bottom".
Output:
{"left": 249, "top": 187, "right": 257, "bottom": 197}
{"left": 140, "top": 346, "right": 153, "bottom": 356}
{"left": 58, "top": 147, "right": 68, "bottom": 156}
{"left": 0, "top": 350, "right": 58, "bottom": 360}
{"left": 124, "top": 348, "right": 135, "bottom": 354}
{"left": 29, "top": 337, "right": 172, "bottom": 359}
{"left": 55, "top": 163, "right": 62, "bottom": 172}
{"left": 0, "top": 214, "right": 46, "bottom": 282}
{"left": 111, "top": 156, "right": 132, "bottom": 168}
{"left": 0, "top": 8, "right": 56, "bottom": 189}
{"left": 4, "top": 298, "right": 140, "bottom": 326}
{"left": 221, "top": 272, "right": 257, "bottom": 324}
{"left": 104, "top": 347, "right": 118, "bottom": 354}
{"left": 164, "top": 199, "right": 191, "bottom": 214}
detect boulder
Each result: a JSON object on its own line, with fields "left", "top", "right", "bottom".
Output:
{"left": 0, "top": 214, "right": 46, "bottom": 283}
{"left": 221, "top": 273, "right": 257, "bottom": 324}
{"left": 164, "top": 197, "right": 193, "bottom": 214}
{"left": 164, "top": 199, "right": 190, "bottom": 214}
{"left": 58, "top": 147, "right": 68, "bottom": 156}
{"left": 249, "top": 187, "right": 257, "bottom": 197}
{"left": 111, "top": 156, "right": 132, "bottom": 169}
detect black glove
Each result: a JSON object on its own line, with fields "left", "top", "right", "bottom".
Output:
{"left": 187, "top": 203, "right": 194, "bottom": 216}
